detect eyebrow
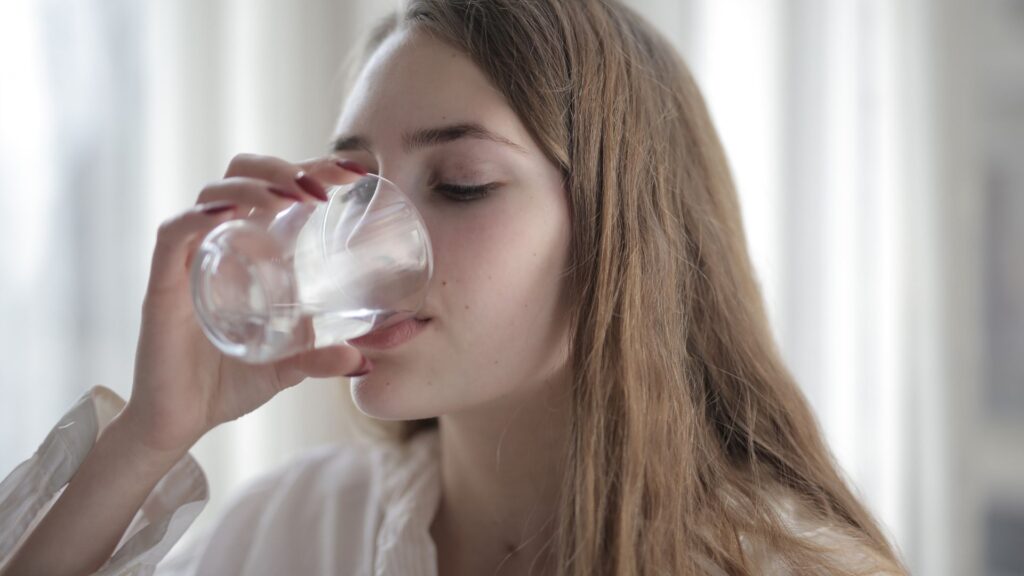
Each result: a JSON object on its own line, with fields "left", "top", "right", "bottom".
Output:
{"left": 330, "top": 122, "right": 527, "bottom": 155}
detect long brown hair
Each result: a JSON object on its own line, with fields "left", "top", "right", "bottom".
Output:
{"left": 340, "top": 1, "right": 907, "bottom": 574}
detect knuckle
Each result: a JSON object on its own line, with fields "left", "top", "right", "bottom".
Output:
{"left": 225, "top": 152, "right": 262, "bottom": 176}
{"left": 154, "top": 213, "right": 188, "bottom": 246}
{"left": 156, "top": 217, "right": 177, "bottom": 238}
{"left": 196, "top": 178, "right": 224, "bottom": 202}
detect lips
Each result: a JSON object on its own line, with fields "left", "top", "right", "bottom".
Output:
{"left": 347, "top": 317, "right": 431, "bottom": 350}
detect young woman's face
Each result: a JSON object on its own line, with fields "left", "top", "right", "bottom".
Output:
{"left": 333, "top": 28, "right": 572, "bottom": 420}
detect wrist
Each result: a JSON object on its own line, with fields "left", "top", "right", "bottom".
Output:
{"left": 100, "top": 411, "right": 193, "bottom": 474}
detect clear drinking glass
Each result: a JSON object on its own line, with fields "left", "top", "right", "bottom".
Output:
{"left": 189, "top": 172, "right": 433, "bottom": 363}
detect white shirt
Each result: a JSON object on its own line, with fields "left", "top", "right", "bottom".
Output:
{"left": 0, "top": 386, "right": 895, "bottom": 575}
{"left": 0, "top": 385, "right": 441, "bottom": 575}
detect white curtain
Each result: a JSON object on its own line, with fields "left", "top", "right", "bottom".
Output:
{"left": 0, "top": 1, "right": 980, "bottom": 573}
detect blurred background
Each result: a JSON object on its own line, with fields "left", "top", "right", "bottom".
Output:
{"left": 0, "top": 0, "right": 1021, "bottom": 574}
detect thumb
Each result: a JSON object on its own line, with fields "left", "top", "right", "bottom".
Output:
{"left": 276, "top": 345, "right": 372, "bottom": 382}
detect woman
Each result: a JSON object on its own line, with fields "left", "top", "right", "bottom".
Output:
{"left": 0, "top": 0, "right": 907, "bottom": 574}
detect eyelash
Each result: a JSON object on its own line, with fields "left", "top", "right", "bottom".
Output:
{"left": 432, "top": 182, "right": 497, "bottom": 202}
{"left": 330, "top": 154, "right": 496, "bottom": 202}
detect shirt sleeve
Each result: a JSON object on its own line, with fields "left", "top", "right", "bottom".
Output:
{"left": 0, "top": 385, "right": 209, "bottom": 576}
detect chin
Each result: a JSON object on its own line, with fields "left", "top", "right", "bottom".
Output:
{"left": 349, "top": 371, "right": 439, "bottom": 421}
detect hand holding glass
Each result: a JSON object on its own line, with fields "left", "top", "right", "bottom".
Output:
{"left": 190, "top": 172, "right": 433, "bottom": 363}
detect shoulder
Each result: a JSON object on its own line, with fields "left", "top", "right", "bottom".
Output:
{"left": 698, "top": 486, "right": 904, "bottom": 576}
{"left": 215, "top": 428, "right": 439, "bottom": 528}
{"left": 222, "top": 439, "right": 385, "bottom": 518}
{"left": 173, "top": 432, "right": 440, "bottom": 573}
{"left": 761, "top": 488, "right": 904, "bottom": 575}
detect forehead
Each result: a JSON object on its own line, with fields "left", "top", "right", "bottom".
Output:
{"left": 334, "top": 28, "right": 527, "bottom": 151}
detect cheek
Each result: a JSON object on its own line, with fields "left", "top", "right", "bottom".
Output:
{"left": 349, "top": 189, "right": 571, "bottom": 421}
{"left": 431, "top": 197, "right": 570, "bottom": 378}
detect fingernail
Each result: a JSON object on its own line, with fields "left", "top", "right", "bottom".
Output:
{"left": 201, "top": 202, "right": 237, "bottom": 215}
{"left": 294, "top": 171, "right": 329, "bottom": 201}
{"left": 268, "top": 186, "right": 305, "bottom": 202}
{"left": 344, "top": 355, "right": 373, "bottom": 377}
{"left": 335, "top": 160, "right": 368, "bottom": 176}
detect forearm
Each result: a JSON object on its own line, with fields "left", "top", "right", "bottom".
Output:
{"left": 2, "top": 411, "right": 189, "bottom": 576}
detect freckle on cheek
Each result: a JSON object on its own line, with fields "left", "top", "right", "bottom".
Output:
{"left": 442, "top": 281, "right": 447, "bottom": 287}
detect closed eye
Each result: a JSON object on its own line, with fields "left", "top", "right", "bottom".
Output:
{"left": 433, "top": 182, "right": 498, "bottom": 201}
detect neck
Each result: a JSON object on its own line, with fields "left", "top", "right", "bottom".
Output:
{"left": 430, "top": 366, "right": 571, "bottom": 576}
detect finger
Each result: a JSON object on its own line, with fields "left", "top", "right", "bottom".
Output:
{"left": 223, "top": 153, "right": 329, "bottom": 202}
{"left": 196, "top": 176, "right": 309, "bottom": 210}
{"left": 296, "top": 157, "right": 369, "bottom": 189}
{"left": 275, "top": 344, "right": 371, "bottom": 383}
{"left": 147, "top": 201, "right": 239, "bottom": 295}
